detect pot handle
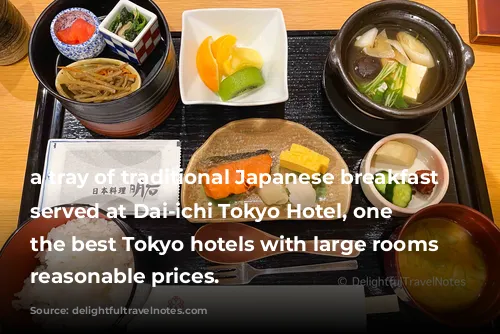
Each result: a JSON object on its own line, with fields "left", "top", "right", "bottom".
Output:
{"left": 327, "top": 37, "right": 340, "bottom": 71}
{"left": 462, "top": 43, "right": 475, "bottom": 72}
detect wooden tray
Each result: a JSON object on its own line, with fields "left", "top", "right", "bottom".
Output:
{"left": 16, "top": 30, "right": 495, "bottom": 331}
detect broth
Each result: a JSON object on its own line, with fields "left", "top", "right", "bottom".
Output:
{"left": 398, "top": 218, "right": 487, "bottom": 313}
{"left": 346, "top": 26, "right": 443, "bottom": 109}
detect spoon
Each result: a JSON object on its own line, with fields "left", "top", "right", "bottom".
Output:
{"left": 194, "top": 223, "right": 361, "bottom": 264}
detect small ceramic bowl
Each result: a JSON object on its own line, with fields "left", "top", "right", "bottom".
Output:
{"left": 50, "top": 7, "right": 106, "bottom": 61}
{"left": 179, "top": 8, "right": 288, "bottom": 106}
{"left": 99, "top": 0, "right": 159, "bottom": 65}
{"left": 360, "top": 133, "right": 449, "bottom": 216}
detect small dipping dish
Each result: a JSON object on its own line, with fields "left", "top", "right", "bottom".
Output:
{"left": 50, "top": 7, "right": 106, "bottom": 61}
{"left": 98, "top": 0, "right": 160, "bottom": 65}
{"left": 360, "top": 133, "right": 449, "bottom": 216}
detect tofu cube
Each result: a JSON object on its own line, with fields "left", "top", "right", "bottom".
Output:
{"left": 403, "top": 62, "right": 428, "bottom": 100}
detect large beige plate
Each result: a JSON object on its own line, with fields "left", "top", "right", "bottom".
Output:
{"left": 181, "top": 118, "right": 352, "bottom": 222}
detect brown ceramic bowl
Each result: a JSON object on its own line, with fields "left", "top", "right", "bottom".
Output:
{"left": 0, "top": 205, "right": 152, "bottom": 330}
{"left": 384, "top": 203, "right": 500, "bottom": 327}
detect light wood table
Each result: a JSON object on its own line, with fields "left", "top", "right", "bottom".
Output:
{"left": 1, "top": 0, "right": 499, "bottom": 247}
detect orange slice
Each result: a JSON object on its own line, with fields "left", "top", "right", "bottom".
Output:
{"left": 214, "top": 35, "right": 237, "bottom": 76}
{"left": 211, "top": 34, "right": 237, "bottom": 59}
{"left": 196, "top": 36, "right": 219, "bottom": 92}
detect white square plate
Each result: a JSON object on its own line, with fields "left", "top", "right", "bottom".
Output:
{"left": 179, "top": 8, "right": 288, "bottom": 106}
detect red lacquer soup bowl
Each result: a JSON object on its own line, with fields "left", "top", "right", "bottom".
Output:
{"left": 384, "top": 203, "right": 500, "bottom": 327}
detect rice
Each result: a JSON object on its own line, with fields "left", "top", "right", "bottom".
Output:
{"left": 12, "top": 217, "right": 134, "bottom": 328}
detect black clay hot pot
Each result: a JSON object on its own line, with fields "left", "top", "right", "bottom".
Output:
{"left": 328, "top": 0, "right": 475, "bottom": 120}
{"left": 29, "top": 0, "right": 179, "bottom": 137}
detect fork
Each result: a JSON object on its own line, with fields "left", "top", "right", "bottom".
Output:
{"left": 208, "top": 260, "right": 358, "bottom": 285}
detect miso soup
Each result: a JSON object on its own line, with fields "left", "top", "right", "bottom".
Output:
{"left": 347, "top": 26, "right": 443, "bottom": 109}
{"left": 398, "top": 218, "right": 487, "bottom": 313}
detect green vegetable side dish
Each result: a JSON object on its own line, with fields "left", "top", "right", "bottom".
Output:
{"left": 373, "top": 170, "right": 389, "bottom": 195}
{"left": 109, "top": 7, "right": 148, "bottom": 42}
{"left": 385, "top": 182, "right": 413, "bottom": 208}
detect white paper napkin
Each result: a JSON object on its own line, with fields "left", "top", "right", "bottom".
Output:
{"left": 38, "top": 139, "right": 181, "bottom": 216}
